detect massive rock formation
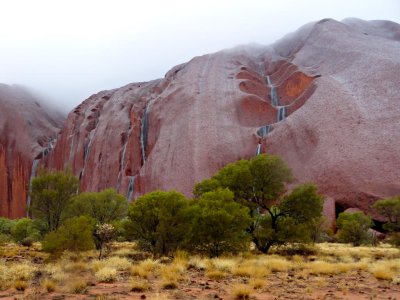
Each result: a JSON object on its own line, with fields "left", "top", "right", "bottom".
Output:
{"left": 0, "top": 85, "right": 63, "bottom": 218}
{"left": 265, "top": 18, "right": 400, "bottom": 218}
{"left": 2, "top": 18, "right": 400, "bottom": 219}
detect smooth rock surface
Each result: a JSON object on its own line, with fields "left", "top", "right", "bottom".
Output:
{"left": 0, "top": 85, "right": 63, "bottom": 217}
{"left": 46, "top": 18, "right": 400, "bottom": 218}
{"left": 3, "top": 18, "right": 400, "bottom": 218}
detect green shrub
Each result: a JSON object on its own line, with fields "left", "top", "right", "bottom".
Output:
{"left": 10, "top": 218, "right": 40, "bottom": 243}
{"left": 42, "top": 216, "right": 95, "bottom": 255}
{"left": 0, "top": 217, "right": 15, "bottom": 235}
{"left": 125, "top": 190, "right": 189, "bottom": 256}
{"left": 185, "top": 189, "right": 252, "bottom": 257}
{"left": 336, "top": 212, "right": 373, "bottom": 246}
{"left": 30, "top": 169, "right": 79, "bottom": 232}
{"left": 63, "top": 188, "right": 128, "bottom": 224}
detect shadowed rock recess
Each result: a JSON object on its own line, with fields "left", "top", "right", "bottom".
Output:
{"left": 1, "top": 18, "right": 400, "bottom": 218}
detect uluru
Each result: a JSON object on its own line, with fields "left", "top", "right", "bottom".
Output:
{"left": 1, "top": 18, "right": 400, "bottom": 221}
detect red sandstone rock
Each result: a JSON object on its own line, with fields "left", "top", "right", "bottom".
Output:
{"left": 4, "top": 18, "right": 400, "bottom": 219}
{"left": 265, "top": 18, "right": 400, "bottom": 217}
{"left": 0, "top": 85, "right": 63, "bottom": 218}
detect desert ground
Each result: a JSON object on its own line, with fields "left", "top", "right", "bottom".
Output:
{"left": 0, "top": 242, "right": 399, "bottom": 300}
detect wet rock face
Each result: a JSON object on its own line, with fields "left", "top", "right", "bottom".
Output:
{"left": 0, "top": 85, "right": 63, "bottom": 218}
{"left": 4, "top": 18, "right": 400, "bottom": 218}
{"left": 264, "top": 18, "right": 400, "bottom": 215}
{"left": 48, "top": 19, "right": 400, "bottom": 217}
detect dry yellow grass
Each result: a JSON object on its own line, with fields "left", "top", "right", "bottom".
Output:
{"left": 103, "top": 256, "right": 131, "bottom": 271}
{"left": 42, "top": 278, "right": 56, "bottom": 292}
{"left": 209, "top": 257, "right": 236, "bottom": 272}
{"left": 1, "top": 241, "right": 400, "bottom": 298}
{"left": 232, "top": 283, "right": 252, "bottom": 299}
{"left": 369, "top": 260, "right": 399, "bottom": 281}
{"left": 307, "top": 261, "right": 339, "bottom": 275}
{"left": 130, "top": 278, "right": 150, "bottom": 292}
{"left": 249, "top": 278, "right": 266, "bottom": 289}
{"left": 187, "top": 256, "right": 207, "bottom": 270}
{"left": 8, "top": 262, "right": 36, "bottom": 281}
{"left": 67, "top": 279, "right": 87, "bottom": 294}
{"left": 206, "top": 269, "right": 226, "bottom": 280}
{"left": 13, "top": 280, "right": 28, "bottom": 291}
{"left": 131, "top": 258, "right": 160, "bottom": 279}
{"left": 95, "top": 267, "right": 118, "bottom": 282}
{"left": 63, "top": 261, "right": 88, "bottom": 272}
{"left": 264, "top": 256, "right": 292, "bottom": 272}
{"left": 232, "top": 265, "right": 253, "bottom": 277}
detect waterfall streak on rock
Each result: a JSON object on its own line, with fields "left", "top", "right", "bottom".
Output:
{"left": 255, "top": 143, "right": 262, "bottom": 156}
{"left": 277, "top": 106, "right": 286, "bottom": 122}
{"left": 127, "top": 176, "right": 135, "bottom": 200}
{"left": 26, "top": 159, "right": 39, "bottom": 216}
{"left": 140, "top": 106, "right": 149, "bottom": 164}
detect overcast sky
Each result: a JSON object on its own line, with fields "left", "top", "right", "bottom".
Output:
{"left": 1, "top": 0, "right": 399, "bottom": 113}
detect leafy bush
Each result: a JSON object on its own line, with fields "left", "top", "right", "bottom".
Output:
{"left": 193, "top": 155, "right": 323, "bottom": 253}
{"left": 10, "top": 218, "right": 40, "bottom": 243}
{"left": 252, "top": 184, "right": 323, "bottom": 253}
{"left": 0, "top": 217, "right": 15, "bottom": 235}
{"left": 185, "top": 189, "right": 252, "bottom": 257}
{"left": 63, "top": 188, "right": 128, "bottom": 224}
{"left": 126, "top": 191, "right": 189, "bottom": 256}
{"left": 42, "top": 216, "right": 96, "bottom": 255}
{"left": 30, "top": 169, "right": 79, "bottom": 232}
{"left": 373, "top": 196, "right": 400, "bottom": 246}
{"left": 372, "top": 196, "right": 400, "bottom": 231}
{"left": 336, "top": 212, "right": 373, "bottom": 246}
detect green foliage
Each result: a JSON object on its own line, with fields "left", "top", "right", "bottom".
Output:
{"left": 0, "top": 218, "right": 15, "bottom": 243}
{"left": 252, "top": 184, "right": 324, "bottom": 253}
{"left": 63, "top": 188, "right": 128, "bottom": 224}
{"left": 10, "top": 218, "right": 40, "bottom": 243}
{"left": 372, "top": 196, "right": 400, "bottom": 232}
{"left": 185, "top": 189, "right": 252, "bottom": 257}
{"left": 336, "top": 212, "right": 373, "bottom": 246}
{"left": 194, "top": 154, "right": 293, "bottom": 209}
{"left": 193, "top": 155, "right": 323, "bottom": 254}
{"left": 30, "top": 169, "right": 79, "bottom": 232}
{"left": 253, "top": 210, "right": 304, "bottom": 253}
{"left": 280, "top": 184, "right": 323, "bottom": 224}
{"left": 193, "top": 178, "right": 221, "bottom": 198}
{"left": 42, "top": 216, "right": 96, "bottom": 255}
{"left": 126, "top": 190, "right": 189, "bottom": 256}
{"left": 308, "top": 216, "right": 333, "bottom": 243}
{"left": 0, "top": 217, "right": 16, "bottom": 235}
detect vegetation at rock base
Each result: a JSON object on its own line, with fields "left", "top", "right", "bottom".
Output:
{"left": 185, "top": 188, "right": 252, "bottom": 257}
{"left": 30, "top": 168, "right": 79, "bottom": 232}
{"left": 336, "top": 211, "right": 373, "bottom": 246}
{"left": 0, "top": 154, "right": 399, "bottom": 298}
{"left": 125, "top": 190, "right": 189, "bottom": 256}
{"left": 194, "top": 154, "right": 324, "bottom": 253}
{"left": 63, "top": 188, "right": 128, "bottom": 224}
{"left": 42, "top": 216, "right": 96, "bottom": 255}
{"left": 373, "top": 196, "right": 400, "bottom": 246}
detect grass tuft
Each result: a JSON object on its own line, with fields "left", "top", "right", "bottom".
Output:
{"left": 232, "top": 283, "right": 252, "bottom": 299}
{"left": 13, "top": 280, "right": 28, "bottom": 291}
{"left": 42, "top": 279, "right": 56, "bottom": 292}
{"left": 206, "top": 270, "right": 226, "bottom": 280}
{"left": 130, "top": 278, "right": 150, "bottom": 292}
{"left": 68, "top": 279, "right": 87, "bottom": 294}
{"left": 95, "top": 267, "right": 118, "bottom": 283}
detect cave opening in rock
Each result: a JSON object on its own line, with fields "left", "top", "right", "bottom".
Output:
{"left": 335, "top": 202, "right": 347, "bottom": 219}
